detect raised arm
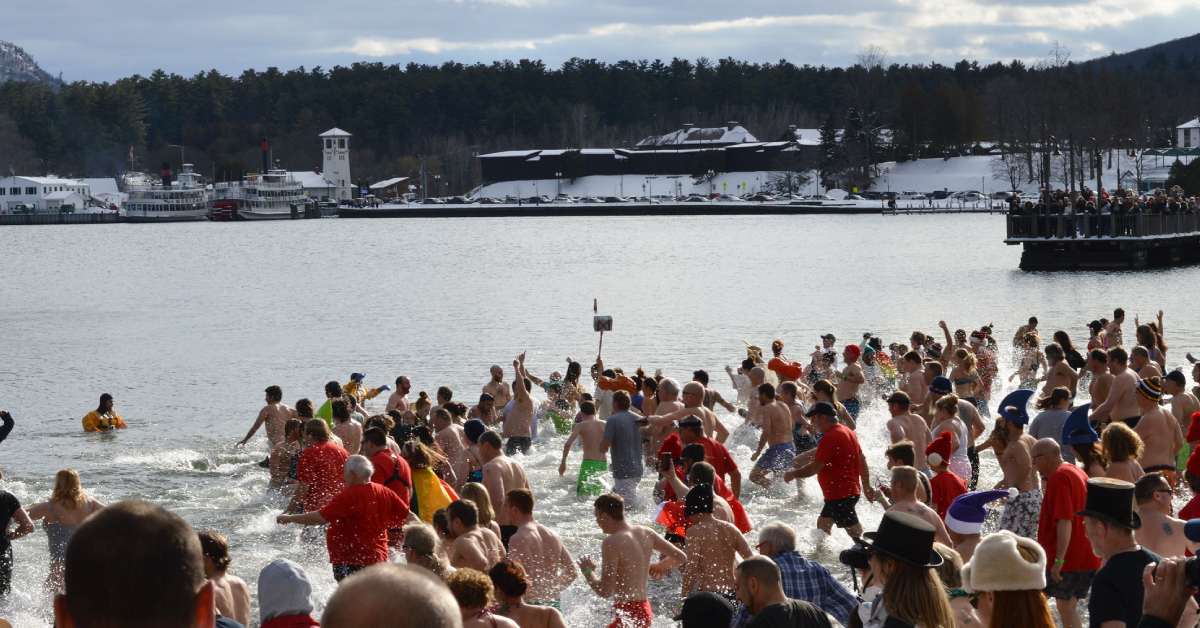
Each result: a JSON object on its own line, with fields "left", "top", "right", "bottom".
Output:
{"left": 513, "top": 356, "right": 531, "bottom": 404}
{"left": 0, "top": 411, "right": 14, "bottom": 443}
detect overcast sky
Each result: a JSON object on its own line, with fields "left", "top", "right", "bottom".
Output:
{"left": 7, "top": 0, "right": 1199, "bottom": 81}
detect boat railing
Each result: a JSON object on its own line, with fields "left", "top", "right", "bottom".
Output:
{"left": 1006, "top": 212, "right": 1200, "bottom": 239}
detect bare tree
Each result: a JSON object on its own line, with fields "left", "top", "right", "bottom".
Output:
{"left": 856, "top": 46, "right": 888, "bottom": 70}
{"left": 991, "top": 151, "right": 1030, "bottom": 192}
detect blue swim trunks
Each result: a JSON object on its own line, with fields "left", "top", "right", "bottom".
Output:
{"left": 841, "top": 398, "right": 861, "bottom": 420}
{"left": 755, "top": 442, "right": 797, "bottom": 471}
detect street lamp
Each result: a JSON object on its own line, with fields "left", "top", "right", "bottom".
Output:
{"left": 167, "top": 144, "right": 186, "bottom": 166}
{"left": 555, "top": 171, "right": 563, "bottom": 198}
{"left": 433, "top": 174, "right": 441, "bottom": 199}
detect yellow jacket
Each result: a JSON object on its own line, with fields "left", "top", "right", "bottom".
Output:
{"left": 343, "top": 380, "right": 383, "bottom": 403}
{"left": 83, "top": 411, "right": 127, "bottom": 432}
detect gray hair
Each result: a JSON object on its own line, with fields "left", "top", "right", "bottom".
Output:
{"left": 402, "top": 524, "right": 439, "bottom": 557}
{"left": 344, "top": 455, "right": 374, "bottom": 481}
{"left": 757, "top": 521, "right": 796, "bottom": 554}
{"left": 659, "top": 378, "right": 681, "bottom": 398}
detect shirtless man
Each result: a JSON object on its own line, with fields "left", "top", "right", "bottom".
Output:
{"left": 331, "top": 400, "right": 362, "bottom": 455}
{"left": 996, "top": 407, "right": 1040, "bottom": 539}
{"left": 237, "top": 385, "right": 295, "bottom": 452}
{"left": 737, "top": 368, "right": 767, "bottom": 426}
{"left": 1166, "top": 371, "right": 1200, "bottom": 448}
{"left": 385, "top": 376, "right": 411, "bottom": 413}
{"left": 1041, "top": 344, "right": 1079, "bottom": 400}
{"left": 1089, "top": 347, "right": 1141, "bottom": 428}
{"left": 502, "top": 355, "right": 534, "bottom": 456}
{"left": 779, "top": 381, "right": 815, "bottom": 455}
{"left": 1105, "top": 308, "right": 1126, "bottom": 347}
{"left": 578, "top": 494, "right": 686, "bottom": 628}
{"left": 749, "top": 383, "right": 796, "bottom": 488}
{"left": 1013, "top": 316, "right": 1039, "bottom": 348}
{"left": 504, "top": 489, "right": 577, "bottom": 606}
{"left": 483, "top": 365, "right": 513, "bottom": 416}
{"left": 469, "top": 393, "right": 498, "bottom": 425}
{"left": 432, "top": 408, "right": 470, "bottom": 490}
{"left": 884, "top": 466, "right": 952, "bottom": 546}
{"left": 1131, "top": 346, "right": 1164, "bottom": 379}
{"left": 1087, "top": 349, "right": 1113, "bottom": 408}
{"left": 1133, "top": 377, "right": 1184, "bottom": 481}
{"left": 692, "top": 370, "right": 736, "bottom": 413}
{"left": 447, "top": 499, "right": 506, "bottom": 572}
{"left": 1134, "top": 473, "right": 1196, "bottom": 558}
{"left": 559, "top": 400, "right": 608, "bottom": 497}
{"left": 645, "top": 378, "right": 685, "bottom": 456}
{"left": 679, "top": 484, "right": 754, "bottom": 596}
{"left": 836, "top": 345, "right": 866, "bottom": 421}
{"left": 900, "top": 351, "right": 928, "bottom": 408}
{"left": 884, "top": 391, "right": 933, "bottom": 474}
{"left": 198, "top": 530, "right": 251, "bottom": 627}
{"left": 646, "top": 382, "right": 729, "bottom": 444}
{"left": 479, "top": 430, "right": 530, "bottom": 547}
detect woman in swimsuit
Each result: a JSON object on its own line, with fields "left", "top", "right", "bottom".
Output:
{"left": 950, "top": 348, "right": 982, "bottom": 407}
{"left": 1101, "top": 422, "right": 1145, "bottom": 484}
{"left": 460, "top": 482, "right": 503, "bottom": 540}
{"left": 1009, "top": 333, "right": 1045, "bottom": 389}
{"left": 448, "top": 568, "right": 520, "bottom": 628}
{"left": 27, "top": 469, "right": 105, "bottom": 592}
{"left": 489, "top": 560, "right": 567, "bottom": 628}
{"left": 811, "top": 379, "right": 855, "bottom": 430}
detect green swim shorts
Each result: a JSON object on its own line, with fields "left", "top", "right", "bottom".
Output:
{"left": 577, "top": 459, "right": 608, "bottom": 497}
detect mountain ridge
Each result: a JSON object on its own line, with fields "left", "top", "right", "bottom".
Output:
{"left": 0, "top": 40, "right": 58, "bottom": 84}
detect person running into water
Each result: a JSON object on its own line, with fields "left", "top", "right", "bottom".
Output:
{"left": 835, "top": 344, "right": 865, "bottom": 421}
{"left": 479, "top": 430, "right": 530, "bottom": 547}
{"left": 330, "top": 399, "right": 362, "bottom": 455}
{"left": 995, "top": 401, "right": 1041, "bottom": 539}
{"left": 646, "top": 381, "right": 729, "bottom": 444}
{"left": 198, "top": 530, "right": 251, "bottom": 626}
{"left": 81, "top": 393, "right": 126, "bottom": 432}
{"left": 447, "top": 499, "right": 506, "bottom": 572}
{"left": 577, "top": 494, "right": 686, "bottom": 628}
{"left": 749, "top": 383, "right": 796, "bottom": 489}
{"left": 237, "top": 385, "right": 295, "bottom": 469}
{"left": 483, "top": 364, "right": 514, "bottom": 417}
{"left": 558, "top": 399, "right": 608, "bottom": 497}
{"left": 502, "top": 355, "right": 535, "bottom": 456}
{"left": 883, "top": 466, "right": 952, "bottom": 546}
{"left": 1102, "top": 421, "right": 1146, "bottom": 483}
{"left": 449, "top": 568, "right": 521, "bottom": 628}
{"left": 1132, "top": 377, "right": 1183, "bottom": 483}
{"left": 503, "top": 489, "right": 577, "bottom": 607}
{"left": 385, "top": 375, "right": 412, "bottom": 413}
{"left": 679, "top": 483, "right": 754, "bottom": 597}
{"left": 785, "top": 402, "right": 875, "bottom": 539}
{"left": 432, "top": 408, "right": 471, "bottom": 490}
{"left": 1040, "top": 343, "right": 1079, "bottom": 400}
{"left": 268, "top": 418, "right": 304, "bottom": 489}
{"left": 885, "top": 391, "right": 933, "bottom": 474}
{"left": 489, "top": 560, "right": 568, "bottom": 628}
{"left": 27, "top": 469, "right": 104, "bottom": 592}
{"left": 603, "top": 391, "right": 647, "bottom": 509}
{"left": 1090, "top": 347, "right": 1141, "bottom": 427}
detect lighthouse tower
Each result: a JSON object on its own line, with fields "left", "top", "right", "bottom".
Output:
{"left": 320, "top": 127, "right": 352, "bottom": 201}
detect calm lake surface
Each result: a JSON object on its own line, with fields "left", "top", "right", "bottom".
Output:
{"left": 1, "top": 214, "right": 1197, "bottom": 626}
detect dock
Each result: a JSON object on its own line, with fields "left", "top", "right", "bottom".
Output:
{"left": 1004, "top": 213, "right": 1200, "bottom": 270}
{"left": 336, "top": 200, "right": 890, "bottom": 218}
{"left": 0, "top": 212, "right": 121, "bottom": 226}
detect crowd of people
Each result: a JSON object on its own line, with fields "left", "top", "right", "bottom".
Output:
{"left": 4, "top": 309, "right": 1200, "bottom": 627}
{"left": 1007, "top": 187, "right": 1200, "bottom": 238}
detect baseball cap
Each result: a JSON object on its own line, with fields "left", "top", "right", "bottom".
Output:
{"left": 929, "top": 376, "right": 953, "bottom": 394}
{"left": 805, "top": 401, "right": 837, "bottom": 417}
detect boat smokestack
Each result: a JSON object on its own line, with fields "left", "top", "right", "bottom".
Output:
{"left": 160, "top": 161, "right": 172, "bottom": 187}
{"left": 260, "top": 139, "right": 270, "bottom": 173}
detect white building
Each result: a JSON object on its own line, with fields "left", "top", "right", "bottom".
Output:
{"left": 1177, "top": 118, "right": 1200, "bottom": 148}
{"left": 320, "top": 127, "right": 352, "bottom": 201}
{"left": 286, "top": 170, "right": 337, "bottom": 200}
{"left": 0, "top": 176, "right": 91, "bottom": 212}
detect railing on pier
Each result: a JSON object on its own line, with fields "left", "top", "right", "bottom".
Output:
{"left": 1006, "top": 213, "right": 1200, "bottom": 240}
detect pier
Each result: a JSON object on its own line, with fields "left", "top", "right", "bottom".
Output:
{"left": 1005, "top": 213, "right": 1200, "bottom": 270}
{"left": 336, "top": 201, "right": 886, "bottom": 218}
{"left": 0, "top": 212, "right": 121, "bottom": 226}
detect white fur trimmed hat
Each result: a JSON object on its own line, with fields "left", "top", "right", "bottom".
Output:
{"left": 961, "top": 530, "right": 1047, "bottom": 592}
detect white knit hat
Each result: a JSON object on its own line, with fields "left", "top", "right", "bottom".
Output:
{"left": 961, "top": 530, "right": 1047, "bottom": 592}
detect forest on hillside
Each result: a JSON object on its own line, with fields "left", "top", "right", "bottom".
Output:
{"left": 2, "top": 45, "right": 1200, "bottom": 194}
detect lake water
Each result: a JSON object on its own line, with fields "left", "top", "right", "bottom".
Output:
{"left": 1, "top": 214, "right": 1198, "bottom": 626}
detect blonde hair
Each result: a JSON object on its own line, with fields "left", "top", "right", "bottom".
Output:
{"left": 51, "top": 469, "right": 85, "bottom": 509}
{"left": 934, "top": 393, "right": 960, "bottom": 416}
{"left": 931, "top": 543, "right": 963, "bottom": 588}
{"left": 460, "top": 483, "right": 496, "bottom": 526}
{"left": 1102, "top": 422, "right": 1144, "bottom": 462}
{"left": 955, "top": 349, "right": 977, "bottom": 373}
{"left": 879, "top": 556, "right": 956, "bottom": 628}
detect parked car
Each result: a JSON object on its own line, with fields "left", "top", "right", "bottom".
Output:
{"left": 861, "top": 191, "right": 882, "bottom": 200}
{"left": 748, "top": 193, "right": 775, "bottom": 202}
{"left": 846, "top": 194, "right": 865, "bottom": 200}
{"left": 954, "top": 191, "right": 986, "bottom": 201}
{"left": 421, "top": 197, "right": 445, "bottom": 204}
{"left": 898, "top": 191, "right": 926, "bottom": 200}
{"left": 603, "top": 196, "right": 628, "bottom": 203}
{"left": 929, "top": 190, "right": 951, "bottom": 200}
{"left": 683, "top": 195, "right": 708, "bottom": 202}
{"left": 445, "top": 196, "right": 474, "bottom": 204}
{"left": 477, "top": 197, "right": 502, "bottom": 204}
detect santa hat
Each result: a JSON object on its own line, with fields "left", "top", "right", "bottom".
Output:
{"left": 946, "top": 488, "right": 1017, "bottom": 535}
{"left": 962, "top": 530, "right": 1047, "bottom": 592}
{"left": 925, "top": 431, "right": 953, "bottom": 467}
{"left": 1188, "top": 446, "right": 1200, "bottom": 479}
{"left": 844, "top": 344, "right": 862, "bottom": 361}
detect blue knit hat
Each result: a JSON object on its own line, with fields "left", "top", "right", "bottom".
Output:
{"left": 997, "top": 389, "right": 1035, "bottom": 426}
{"left": 946, "top": 488, "right": 1017, "bottom": 535}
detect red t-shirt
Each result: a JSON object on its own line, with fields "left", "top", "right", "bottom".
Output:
{"left": 370, "top": 449, "right": 413, "bottom": 513}
{"left": 1037, "top": 464, "right": 1101, "bottom": 572}
{"left": 930, "top": 471, "right": 967, "bottom": 520}
{"left": 297, "top": 441, "right": 349, "bottom": 511}
{"left": 319, "top": 482, "right": 408, "bottom": 566}
{"left": 657, "top": 436, "right": 738, "bottom": 486}
{"left": 1187, "top": 415, "right": 1200, "bottom": 444}
{"left": 768, "top": 357, "right": 803, "bottom": 381}
{"left": 1181, "top": 495, "right": 1200, "bottom": 520}
{"left": 814, "top": 424, "right": 862, "bottom": 501}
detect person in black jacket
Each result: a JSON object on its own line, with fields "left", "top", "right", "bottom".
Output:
{"left": 0, "top": 410, "right": 12, "bottom": 444}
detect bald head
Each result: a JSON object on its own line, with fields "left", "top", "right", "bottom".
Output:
{"left": 682, "top": 381, "right": 705, "bottom": 406}
{"left": 1032, "top": 438, "right": 1061, "bottom": 458}
{"left": 322, "top": 564, "right": 462, "bottom": 628}
{"left": 1031, "top": 438, "right": 1063, "bottom": 476}
{"left": 750, "top": 367, "right": 766, "bottom": 385}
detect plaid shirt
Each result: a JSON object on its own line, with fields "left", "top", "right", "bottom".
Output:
{"left": 733, "top": 551, "right": 859, "bottom": 627}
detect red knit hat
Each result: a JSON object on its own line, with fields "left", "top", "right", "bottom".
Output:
{"left": 926, "top": 431, "right": 953, "bottom": 467}
{"left": 844, "top": 344, "right": 862, "bottom": 361}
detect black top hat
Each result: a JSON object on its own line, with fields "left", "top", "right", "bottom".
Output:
{"left": 860, "top": 511, "right": 943, "bottom": 567}
{"left": 673, "top": 591, "right": 735, "bottom": 623}
{"left": 1078, "top": 477, "right": 1141, "bottom": 530}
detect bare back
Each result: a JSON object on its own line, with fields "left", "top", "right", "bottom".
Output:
{"left": 999, "top": 434, "right": 1037, "bottom": 492}
{"left": 1090, "top": 372, "right": 1113, "bottom": 406}
{"left": 333, "top": 420, "right": 363, "bottom": 455}
{"left": 211, "top": 574, "right": 251, "bottom": 626}
{"left": 681, "top": 516, "right": 751, "bottom": 595}
{"left": 600, "top": 526, "right": 654, "bottom": 602}
{"left": 1137, "top": 406, "right": 1182, "bottom": 469}
{"left": 575, "top": 418, "right": 607, "bottom": 460}
{"left": 1136, "top": 511, "right": 1192, "bottom": 558}
{"left": 887, "top": 498, "right": 952, "bottom": 546}
{"left": 484, "top": 457, "right": 529, "bottom": 526}
{"left": 762, "top": 401, "right": 792, "bottom": 446}
{"left": 450, "top": 527, "right": 506, "bottom": 571}
{"left": 261, "top": 402, "right": 295, "bottom": 448}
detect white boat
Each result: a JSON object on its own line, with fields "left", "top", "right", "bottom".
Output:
{"left": 123, "top": 164, "right": 210, "bottom": 222}
{"left": 210, "top": 170, "right": 306, "bottom": 220}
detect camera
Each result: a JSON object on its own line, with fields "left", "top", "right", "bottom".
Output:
{"left": 839, "top": 542, "right": 871, "bottom": 571}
